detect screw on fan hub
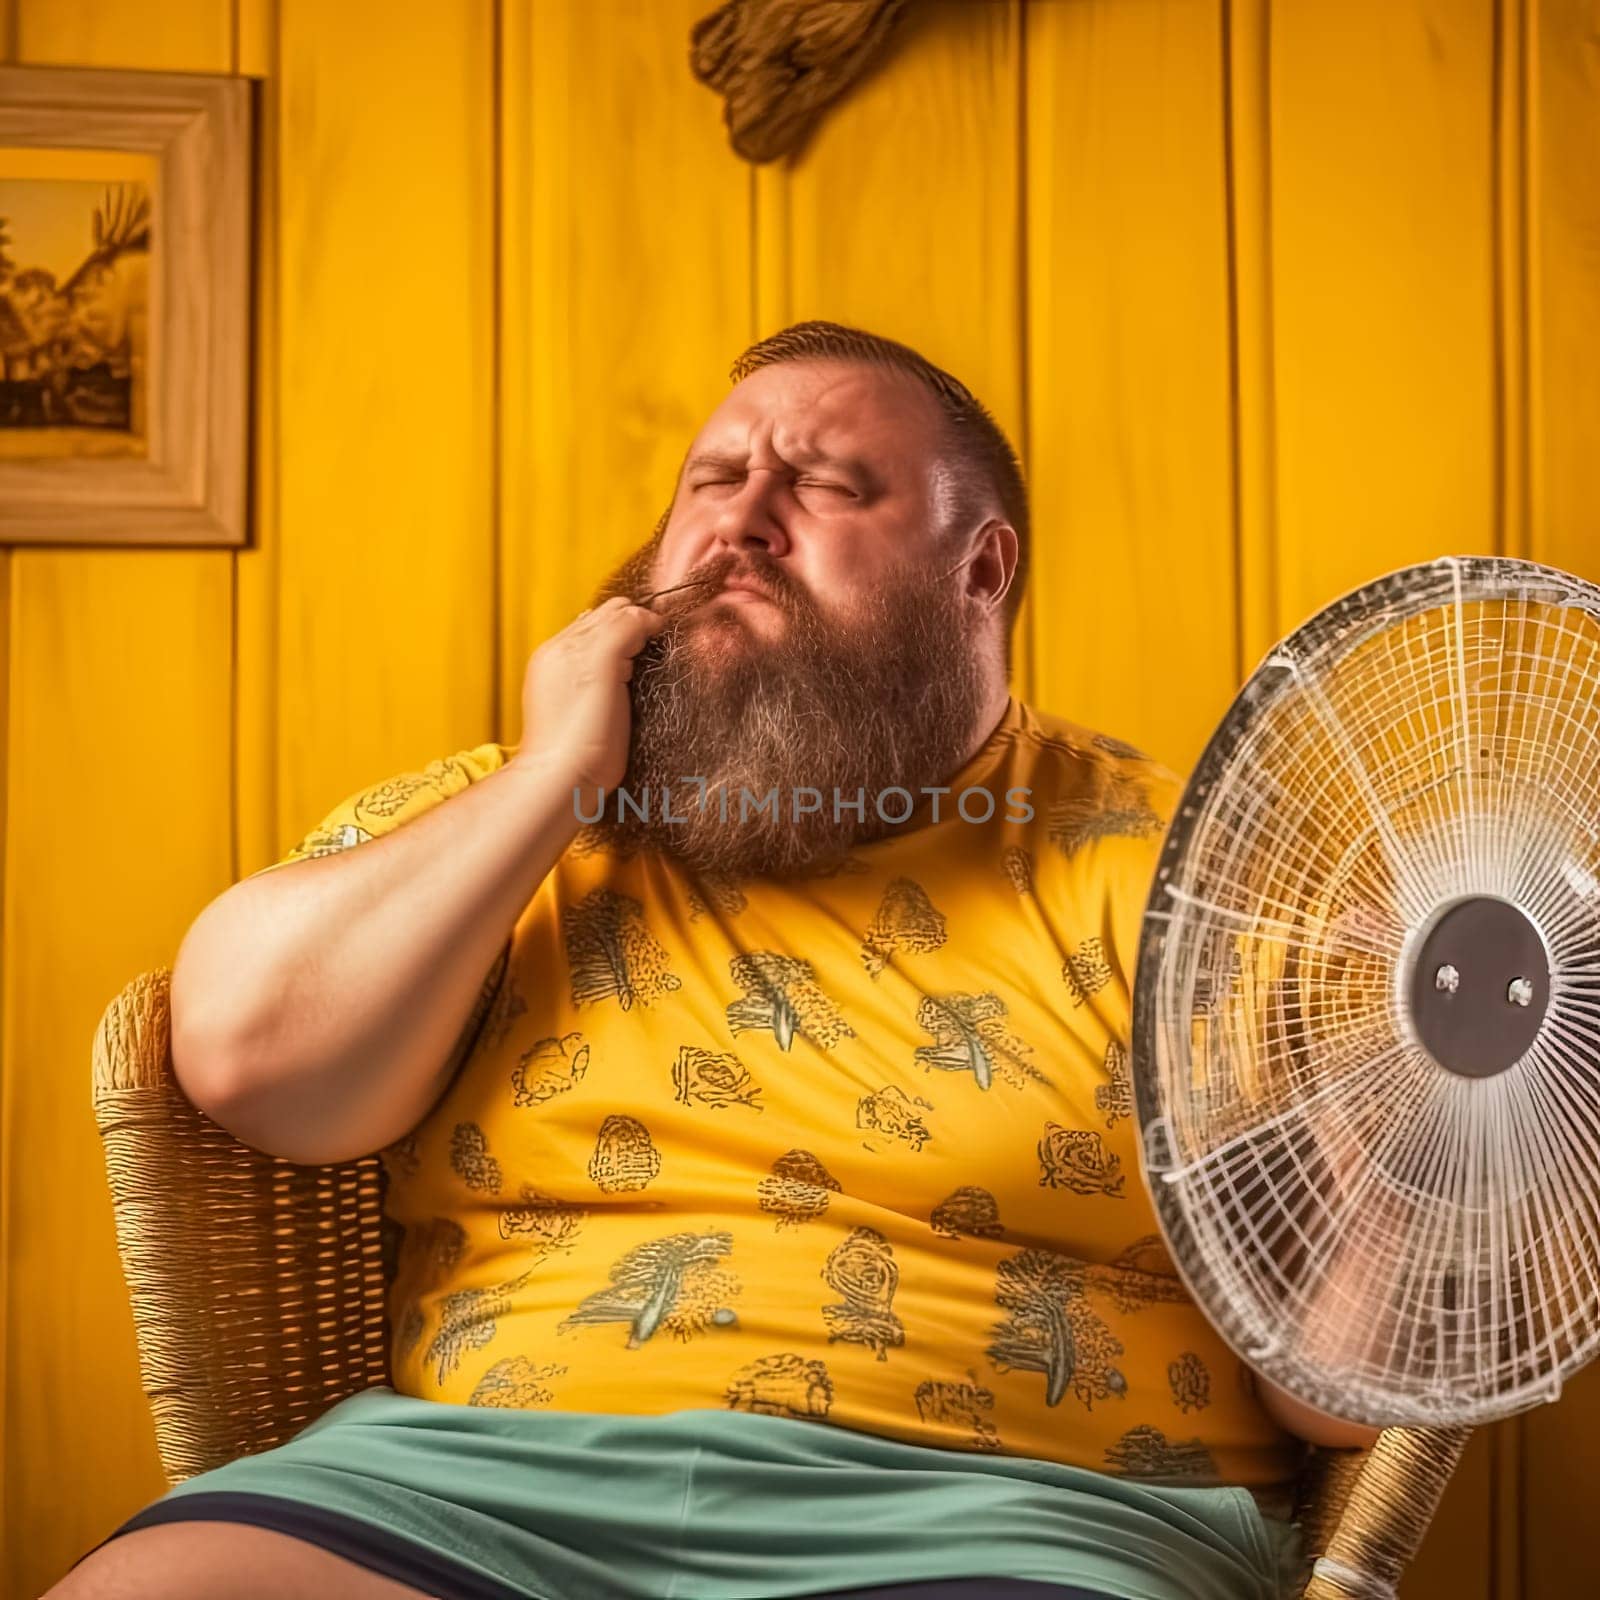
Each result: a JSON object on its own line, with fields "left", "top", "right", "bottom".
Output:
{"left": 1406, "top": 895, "right": 1551, "bottom": 1078}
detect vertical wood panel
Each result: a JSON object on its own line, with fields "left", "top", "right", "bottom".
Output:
{"left": 1268, "top": 8, "right": 1509, "bottom": 1590}
{"left": 1494, "top": 0, "right": 1531, "bottom": 568}
{"left": 1523, "top": 1360, "right": 1600, "bottom": 1595}
{"left": 1, "top": 6, "right": 236, "bottom": 1594}
{"left": 0, "top": 0, "right": 15, "bottom": 1557}
{"left": 268, "top": 0, "right": 497, "bottom": 831}
{"left": 754, "top": 0, "right": 1027, "bottom": 696}
{"left": 1524, "top": 0, "right": 1600, "bottom": 585}
{"left": 1514, "top": 6, "right": 1600, "bottom": 1597}
{"left": 1026, "top": 0, "right": 1238, "bottom": 773}
{"left": 503, "top": 0, "right": 753, "bottom": 726}
{"left": 1270, "top": 0, "right": 1501, "bottom": 630}
{"left": 4, "top": 561, "right": 235, "bottom": 1600}
{"left": 1402, "top": 1426, "right": 1497, "bottom": 1597}
{"left": 1268, "top": 7, "right": 1508, "bottom": 1593}
{"left": 1226, "top": 0, "right": 1281, "bottom": 678}
{"left": 234, "top": 0, "right": 282, "bottom": 881}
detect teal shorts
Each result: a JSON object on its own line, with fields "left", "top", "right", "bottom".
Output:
{"left": 78, "top": 1386, "right": 1305, "bottom": 1600}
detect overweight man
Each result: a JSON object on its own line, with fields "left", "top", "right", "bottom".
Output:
{"left": 54, "top": 321, "right": 1375, "bottom": 1600}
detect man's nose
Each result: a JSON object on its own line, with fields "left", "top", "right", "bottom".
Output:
{"left": 709, "top": 468, "right": 791, "bottom": 560}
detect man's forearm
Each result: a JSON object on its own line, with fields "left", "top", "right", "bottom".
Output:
{"left": 1249, "top": 1209, "right": 1415, "bottom": 1449}
{"left": 170, "top": 755, "right": 580, "bottom": 1164}
{"left": 1251, "top": 1367, "right": 1383, "bottom": 1449}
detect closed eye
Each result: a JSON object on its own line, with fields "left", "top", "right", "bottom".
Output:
{"left": 692, "top": 476, "right": 855, "bottom": 499}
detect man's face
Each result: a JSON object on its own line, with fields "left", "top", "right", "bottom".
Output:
{"left": 649, "top": 358, "right": 955, "bottom": 644}
{"left": 583, "top": 356, "right": 999, "bottom": 880}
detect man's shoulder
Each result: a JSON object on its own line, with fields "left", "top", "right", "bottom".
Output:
{"left": 252, "top": 737, "right": 514, "bottom": 876}
{"left": 1010, "top": 700, "right": 1182, "bottom": 825}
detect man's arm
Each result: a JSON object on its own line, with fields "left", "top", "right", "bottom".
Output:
{"left": 172, "top": 594, "right": 669, "bottom": 1166}
{"left": 171, "top": 755, "right": 582, "bottom": 1164}
{"left": 1248, "top": 1190, "right": 1417, "bottom": 1450}
{"left": 1250, "top": 1369, "right": 1383, "bottom": 1450}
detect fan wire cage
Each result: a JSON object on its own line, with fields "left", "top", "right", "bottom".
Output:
{"left": 1133, "top": 555, "right": 1600, "bottom": 1429}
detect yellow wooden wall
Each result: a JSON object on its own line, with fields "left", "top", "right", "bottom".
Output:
{"left": 2, "top": 1, "right": 1596, "bottom": 1595}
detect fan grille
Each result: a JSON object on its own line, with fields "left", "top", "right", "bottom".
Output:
{"left": 1133, "top": 556, "right": 1600, "bottom": 1428}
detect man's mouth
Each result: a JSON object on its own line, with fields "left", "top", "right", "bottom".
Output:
{"left": 640, "top": 560, "right": 791, "bottom": 619}
{"left": 717, "top": 574, "right": 777, "bottom": 602}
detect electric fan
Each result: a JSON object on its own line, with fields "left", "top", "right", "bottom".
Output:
{"left": 1133, "top": 554, "right": 1600, "bottom": 1430}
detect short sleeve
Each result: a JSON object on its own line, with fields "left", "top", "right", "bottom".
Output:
{"left": 244, "top": 739, "right": 516, "bottom": 1086}
{"left": 249, "top": 741, "right": 512, "bottom": 877}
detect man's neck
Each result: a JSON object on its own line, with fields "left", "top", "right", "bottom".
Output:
{"left": 957, "top": 681, "right": 1013, "bottom": 768}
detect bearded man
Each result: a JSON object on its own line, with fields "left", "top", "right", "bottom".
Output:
{"left": 53, "top": 322, "right": 1374, "bottom": 1600}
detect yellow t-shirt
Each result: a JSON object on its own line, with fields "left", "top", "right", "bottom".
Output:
{"left": 261, "top": 697, "right": 1302, "bottom": 1491}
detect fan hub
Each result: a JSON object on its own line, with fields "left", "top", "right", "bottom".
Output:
{"left": 1407, "top": 896, "right": 1550, "bottom": 1078}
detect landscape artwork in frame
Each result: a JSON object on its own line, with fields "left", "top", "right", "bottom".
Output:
{"left": 0, "top": 65, "right": 252, "bottom": 547}
{"left": 0, "top": 147, "right": 156, "bottom": 457}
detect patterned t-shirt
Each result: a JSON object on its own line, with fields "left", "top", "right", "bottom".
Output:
{"left": 258, "top": 696, "right": 1302, "bottom": 1492}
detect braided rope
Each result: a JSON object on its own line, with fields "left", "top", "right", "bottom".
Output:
{"left": 689, "top": 0, "right": 914, "bottom": 163}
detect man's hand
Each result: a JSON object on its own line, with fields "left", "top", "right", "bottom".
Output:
{"left": 512, "top": 596, "right": 669, "bottom": 806}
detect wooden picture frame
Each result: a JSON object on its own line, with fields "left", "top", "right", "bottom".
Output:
{"left": 0, "top": 64, "right": 253, "bottom": 547}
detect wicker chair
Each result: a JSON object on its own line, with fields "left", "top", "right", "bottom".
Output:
{"left": 92, "top": 966, "right": 1472, "bottom": 1599}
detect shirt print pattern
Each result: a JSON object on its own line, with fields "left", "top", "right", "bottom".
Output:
{"left": 267, "top": 701, "right": 1303, "bottom": 1491}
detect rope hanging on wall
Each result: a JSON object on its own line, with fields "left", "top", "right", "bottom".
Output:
{"left": 689, "top": 0, "right": 915, "bottom": 164}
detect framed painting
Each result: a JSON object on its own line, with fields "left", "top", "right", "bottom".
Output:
{"left": 0, "top": 64, "right": 252, "bottom": 547}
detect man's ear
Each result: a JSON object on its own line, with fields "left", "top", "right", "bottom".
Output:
{"left": 963, "top": 518, "right": 1019, "bottom": 613}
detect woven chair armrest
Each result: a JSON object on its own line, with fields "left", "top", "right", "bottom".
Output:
{"left": 1299, "top": 1425, "right": 1473, "bottom": 1599}
{"left": 92, "top": 967, "right": 392, "bottom": 1482}
{"left": 94, "top": 966, "right": 187, "bottom": 1094}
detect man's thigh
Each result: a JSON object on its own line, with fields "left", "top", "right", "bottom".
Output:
{"left": 41, "top": 1520, "right": 447, "bottom": 1600}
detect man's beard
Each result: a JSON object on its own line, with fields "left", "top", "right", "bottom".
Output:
{"left": 582, "top": 537, "right": 990, "bottom": 881}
